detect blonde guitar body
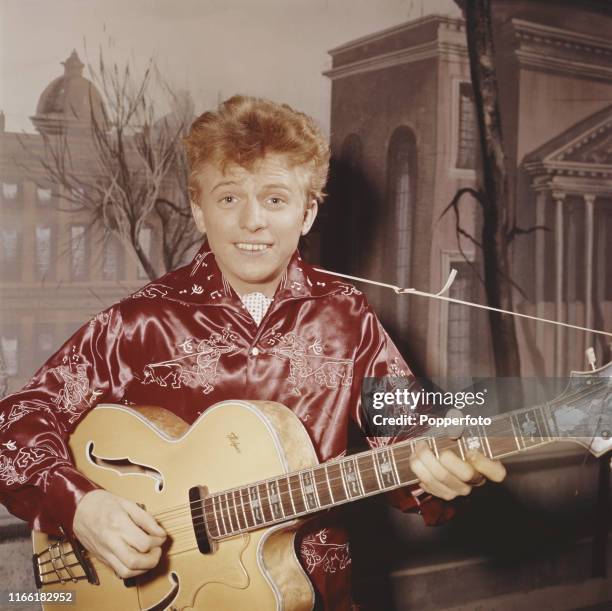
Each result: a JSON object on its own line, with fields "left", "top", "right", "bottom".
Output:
{"left": 33, "top": 401, "right": 318, "bottom": 611}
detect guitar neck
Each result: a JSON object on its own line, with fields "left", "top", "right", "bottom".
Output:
{"left": 203, "top": 401, "right": 560, "bottom": 540}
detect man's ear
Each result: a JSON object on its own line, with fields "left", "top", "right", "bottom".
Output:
{"left": 190, "top": 200, "right": 207, "bottom": 234}
{"left": 301, "top": 199, "right": 318, "bottom": 236}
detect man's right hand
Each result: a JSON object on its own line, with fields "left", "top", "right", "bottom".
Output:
{"left": 73, "top": 490, "right": 167, "bottom": 579}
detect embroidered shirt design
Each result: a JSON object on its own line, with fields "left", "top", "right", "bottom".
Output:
{"left": 300, "top": 529, "right": 352, "bottom": 574}
{"left": 129, "top": 284, "right": 172, "bottom": 300}
{"left": 49, "top": 350, "right": 102, "bottom": 423}
{"left": 0, "top": 400, "right": 51, "bottom": 432}
{"left": 265, "top": 332, "right": 353, "bottom": 396}
{"left": 142, "top": 327, "right": 240, "bottom": 394}
{"left": 0, "top": 444, "right": 63, "bottom": 486}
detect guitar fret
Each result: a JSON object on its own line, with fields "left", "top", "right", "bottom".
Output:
{"left": 543, "top": 403, "right": 555, "bottom": 438}
{"left": 224, "top": 493, "right": 236, "bottom": 533}
{"left": 289, "top": 475, "right": 306, "bottom": 513}
{"left": 482, "top": 415, "right": 514, "bottom": 459}
{"left": 371, "top": 453, "right": 383, "bottom": 490}
{"left": 374, "top": 448, "right": 399, "bottom": 488}
{"left": 267, "top": 480, "right": 284, "bottom": 520}
{"left": 324, "top": 465, "right": 334, "bottom": 503}
{"left": 540, "top": 405, "right": 553, "bottom": 440}
{"left": 257, "top": 483, "right": 272, "bottom": 522}
{"left": 232, "top": 490, "right": 245, "bottom": 531}
{"left": 233, "top": 491, "right": 243, "bottom": 531}
{"left": 241, "top": 487, "right": 253, "bottom": 527}
{"left": 389, "top": 446, "right": 403, "bottom": 484}
{"left": 341, "top": 457, "right": 363, "bottom": 498}
{"left": 300, "top": 470, "right": 320, "bottom": 510}
{"left": 211, "top": 493, "right": 222, "bottom": 537}
{"left": 278, "top": 477, "right": 297, "bottom": 515}
{"left": 354, "top": 458, "right": 365, "bottom": 494}
{"left": 357, "top": 454, "right": 379, "bottom": 494}
{"left": 507, "top": 413, "right": 521, "bottom": 450}
{"left": 325, "top": 463, "right": 347, "bottom": 502}
{"left": 456, "top": 438, "right": 465, "bottom": 460}
{"left": 274, "top": 477, "right": 291, "bottom": 518}
{"left": 428, "top": 437, "right": 439, "bottom": 458}
{"left": 215, "top": 494, "right": 228, "bottom": 535}
{"left": 237, "top": 488, "right": 249, "bottom": 529}
{"left": 515, "top": 408, "right": 548, "bottom": 449}
{"left": 510, "top": 414, "right": 525, "bottom": 450}
{"left": 248, "top": 485, "right": 264, "bottom": 525}
{"left": 479, "top": 425, "right": 493, "bottom": 458}
{"left": 313, "top": 466, "right": 332, "bottom": 506}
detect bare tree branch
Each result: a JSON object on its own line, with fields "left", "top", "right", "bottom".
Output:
{"left": 20, "top": 43, "right": 202, "bottom": 281}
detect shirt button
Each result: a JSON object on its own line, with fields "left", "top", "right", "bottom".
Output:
{"left": 250, "top": 347, "right": 260, "bottom": 357}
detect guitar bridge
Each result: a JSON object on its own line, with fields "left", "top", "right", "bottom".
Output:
{"left": 189, "top": 485, "right": 213, "bottom": 554}
{"left": 33, "top": 540, "right": 98, "bottom": 588}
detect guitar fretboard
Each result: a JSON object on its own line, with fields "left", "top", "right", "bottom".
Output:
{"left": 203, "top": 401, "right": 560, "bottom": 540}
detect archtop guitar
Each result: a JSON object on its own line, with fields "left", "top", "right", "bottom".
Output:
{"left": 32, "top": 362, "right": 611, "bottom": 610}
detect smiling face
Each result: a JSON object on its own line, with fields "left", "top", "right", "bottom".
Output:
{"left": 190, "top": 153, "right": 318, "bottom": 297}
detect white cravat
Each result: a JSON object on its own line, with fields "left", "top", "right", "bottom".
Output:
{"left": 240, "top": 292, "right": 273, "bottom": 326}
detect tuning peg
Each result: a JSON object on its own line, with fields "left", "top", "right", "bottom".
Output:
{"left": 585, "top": 347, "right": 596, "bottom": 371}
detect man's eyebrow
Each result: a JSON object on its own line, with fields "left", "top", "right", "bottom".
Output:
{"left": 210, "top": 180, "right": 239, "bottom": 194}
{"left": 261, "top": 183, "right": 292, "bottom": 191}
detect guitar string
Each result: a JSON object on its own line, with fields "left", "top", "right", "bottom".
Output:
{"left": 44, "top": 381, "right": 607, "bottom": 564}
{"left": 152, "top": 377, "right": 608, "bottom": 521}
{"left": 161, "top": 412, "right": 590, "bottom": 540}
{"left": 154, "top": 378, "right": 608, "bottom": 529}
{"left": 157, "top": 420, "right": 604, "bottom": 537}
{"left": 41, "top": 384, "right": 598, "bottom": 560}
{"left": 168, "top": 384, "right": 610, "bottom": 540}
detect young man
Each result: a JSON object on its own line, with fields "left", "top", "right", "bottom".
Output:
{"left": 0, "top": 96, "right": 504, "bottom": 610}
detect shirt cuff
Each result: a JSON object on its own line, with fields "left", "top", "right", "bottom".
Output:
{"left": 386, "top": 485, "right": 456, "bottom": 526}
{"left": 43, "top": 465, "right": 100, "bottom": 538}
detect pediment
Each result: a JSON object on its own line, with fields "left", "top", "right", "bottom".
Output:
{"left": 525, "top": 104, "right": 612, "bottom": 169}
{"left": 554, "top": 118, "right": 612, "bottom": 164}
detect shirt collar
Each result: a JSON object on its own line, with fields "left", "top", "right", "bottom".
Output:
{"left": 178, "top": 241, "right": 358, "bottom": 307}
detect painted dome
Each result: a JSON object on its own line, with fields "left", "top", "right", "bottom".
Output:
{"left": 31, "top": 51, "right": 106, "bottom": 135}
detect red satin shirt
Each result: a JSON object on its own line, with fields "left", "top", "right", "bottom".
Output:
{"left": 0, "top": 244, "right": 451, "bottom": 610}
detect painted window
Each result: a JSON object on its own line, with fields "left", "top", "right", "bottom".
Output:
{"left": 0, "top": 228, "right": 20, "bottom": 280}
{"left": 1, "top": 336, "right": 18, "bottom": 376}
{"left": 70, "top": 225, "right": 87, "bottom": 280}
{"left": 35, "top": 226, "right": 52, "bottom": 278}
{"left": 446, "top": 261, "right": 475, "bottom": 378}
{"left": 103, "top": 234, "right": 124, "bottom": 280}
{"left": 456, "top": 82, "right": 478, "bottom": 170}
{"left": 36, "top": 187, "right": 53, "bottom": 205}
{"left": 1, "top": 182, "right": 19, "bottom": 201}
{"left": 387, "top": 128, "right": 416, "bottom": 288}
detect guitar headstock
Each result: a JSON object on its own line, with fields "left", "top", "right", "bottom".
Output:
{"left": 549, "top": 360, "right": 611, "bottom": 457}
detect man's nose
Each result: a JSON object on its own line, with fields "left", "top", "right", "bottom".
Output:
{"left": 239, "top": 197, "right": 266, "bottom": 232}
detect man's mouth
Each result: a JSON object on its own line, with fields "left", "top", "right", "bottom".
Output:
{"left": 235, "top": 242, "right": 271, "bottom": 252}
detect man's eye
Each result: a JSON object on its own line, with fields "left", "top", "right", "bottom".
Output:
{"left": 220, "top": 195, "right": 236, "bottom": 205}
{"left": 267, "top": 197, "right": 284, "bottom": 206}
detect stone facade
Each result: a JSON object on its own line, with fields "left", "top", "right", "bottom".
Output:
{"left": 323, "top": 4, "right": 612, "bottom": 380}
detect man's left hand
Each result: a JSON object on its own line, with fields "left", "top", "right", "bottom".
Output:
{"left": 409, "top": 440, "right": 506, "bottom": 501}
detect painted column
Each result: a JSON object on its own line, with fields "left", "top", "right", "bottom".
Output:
{"left": 553, "top": 191, "right": 566, "bottom": 376}
{"left": 584, "top": 193, "right": 595, "bottom": 356}
{"left": 535, "top": 191, "right": 547, "bottom": 350}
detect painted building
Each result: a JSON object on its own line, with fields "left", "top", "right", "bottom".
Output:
{"left": 323, "top": 3, "right": 612, "bottom": 381}
{"left": 0, "top": 51, "right": 171, "bottom": 395}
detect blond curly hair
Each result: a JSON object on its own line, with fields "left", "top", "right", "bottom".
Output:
{"left": 183, "top": 95, "right": 330, "bottom": 204}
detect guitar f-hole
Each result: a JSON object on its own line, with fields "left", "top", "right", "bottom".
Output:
{"left": 189, "top": 485, "right": 215, "bottom": 554}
